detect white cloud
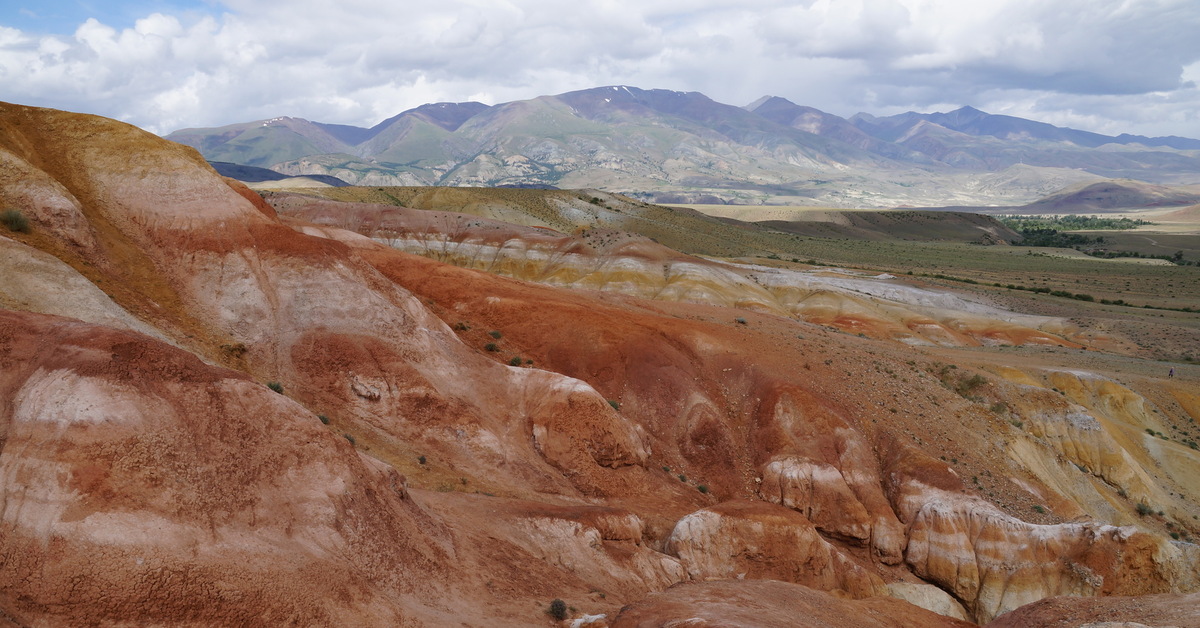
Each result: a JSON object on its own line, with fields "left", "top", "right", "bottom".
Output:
{"left": 0, "top": 0, "right": 1198, "bottom": 139}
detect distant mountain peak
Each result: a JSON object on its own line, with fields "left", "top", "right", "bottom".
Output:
{"left": 745, "top": 95, "right": 793, "bottom": 111}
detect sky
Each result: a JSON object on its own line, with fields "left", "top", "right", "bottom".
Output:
{"left": 2, "top": 0, "right": 1200, "bottom": 138}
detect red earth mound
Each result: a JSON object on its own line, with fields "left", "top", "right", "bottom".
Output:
{"left": 2, "top": 101, "right": 1199, "bottom": 626}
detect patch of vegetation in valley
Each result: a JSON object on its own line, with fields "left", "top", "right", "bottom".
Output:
{"left": 994, "top": 215, "right": 1197, "bottom": 265}
{"left": 1011, "top": 228, "right": 1104, "bottom": 248}
{"left": 997, "top": 214, "right": 1155, "bottom": 231}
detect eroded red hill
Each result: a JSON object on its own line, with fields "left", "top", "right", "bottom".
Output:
{"left": 2, "top": 101, "right": 1199, "bottom": 626}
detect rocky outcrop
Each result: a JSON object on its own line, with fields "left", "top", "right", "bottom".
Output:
{"left": 887, "top": 583, "right": 972, "bottom": 622}
{"left": 885, "top": 439, "right": 1194, "bottom": 623}
{"left": 664, "top": 501, "right": 885, "bottom": 598}
{"left": 755, "top": 386, "right": 906, "bottom": 564}
{"left": 994, "top": 368, "right": 1200, "bottom": 528}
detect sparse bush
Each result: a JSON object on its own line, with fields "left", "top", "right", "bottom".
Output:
{"left": 489, "top": 330, "right": 503, "bottom": 339}
{"left": 1136, "top": 502, "right": 1153, "bottom": 516}
{"left": 547, "top": 598, "right": 568, "bottom": 621}
{"left": 955, "top": 374, "right": 987, "bottom": 397}
{"left": 220, "top": 342, "right": 248, "bottom": 358}
{"left": 485, "top": 342, "right": 499, "bottom": 352}
{"left": 418, "top": 455, "right": 426, "bottom": 465}
{"left": 735, "top": 317, "right": 747, "bottom": 325}
{"left": 678, "top": 474, "right": 687, "bottom": 482}
{"left": 509, "top": 356, "right": 523, "bottom": 366}
{"left": 318, "top": 414, "right": 330, "bottom": 425}
{"left": 1032, "top": 505, "right": 1045, "bottom": 514}
{"left": 0, "top": 209, "right": 30, "bottom": 233}
{"left": 453, "top": 321, "right": 470, "bottom": 331}
{"left": 343, "top": 433, "right": 356, "bottom": 445}
{"left": 267, "top": 381, "right": 284, "bottom": 394}
{"left": 608, "top": 399, "right": 620, "bottom": 411}
{"left": 697, "top": 485, "right": 708, "bottom": 494}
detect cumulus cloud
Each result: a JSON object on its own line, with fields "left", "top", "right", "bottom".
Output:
{"left": 0, "top": 0, "right": 1198, "bottom": 138}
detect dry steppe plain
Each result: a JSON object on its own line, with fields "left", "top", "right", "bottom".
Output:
{"left": 2, "top": 102, "right": 1200, "bottom": 626}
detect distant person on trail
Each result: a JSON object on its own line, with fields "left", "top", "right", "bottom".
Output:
{"left": 1169, "top": 367, "right": 1175, "bottom": 378}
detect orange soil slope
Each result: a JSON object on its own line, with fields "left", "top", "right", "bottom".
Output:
{"left": 610, "top": 580, "right": 977, "bottom": 628}
{"left": 275, "top": 194, "right": 1084, "bottom": 349}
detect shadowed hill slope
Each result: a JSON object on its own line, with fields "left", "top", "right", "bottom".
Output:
{"left": 1020, "top": 179, "right": 1200, "bottom": 213}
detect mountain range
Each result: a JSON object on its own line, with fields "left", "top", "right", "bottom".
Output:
{"left": 166, "top": 86, "right": 1200, "bottom": 207}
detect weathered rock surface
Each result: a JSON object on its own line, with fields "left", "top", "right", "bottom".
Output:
{"left": 0, "top": 311, "right": 435, "bottom": 624}
{"left": 887, "top": 582, "right": 972, "bottom": 622}
{"left": 986, "top": 591, "right": 1200, "bottom": 628}
{"left": 664, "top": 501, "right": 885, "bottom": 598}
{"left": 609, "top": 580, "right": 977, "bottom": 628}
{"left": 755, "top": 385, "right": 907, "bottom": 563}
{"left": 885, "top": 438, "right": 1197, "bottom": 623}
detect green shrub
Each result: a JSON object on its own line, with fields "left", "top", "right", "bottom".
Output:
{"left": 509, "top": 356, "right": 523, "bottom": 366}
{"left": 343, "top": 433, "right": 356, "bottom": 445}
{"left": 1032, "top": 505, "right": 1045, "bottom": 514}
{"left": 267, "top": 381, "right": 283, "bottom": 394}
{"left": 489, "top": 330, "right": 503, "bottom": 339}
{"left": 318, "top": 414, "right": 330, "bottom": 425}
{"left": 547, "top": 599, "right": 568, "bottom": 621}
{"left": 220, "top": 342, "right": 248, "bottom": 358}
{"left": 485, "top": 343, "right": 499, "bottom": 352}
{"left": 418, "top": 455, "right": 426, "bottom": 465}
{"left": 955, "top": 374, "right": 987, "bottom": 397}
{"left": 1136, "top": 502, "right": 1153, "bottom": 516}
{"left": 697, "top": 485, "right": 708, "bottom": 494}
{"left": 608, "top": 399, "right": 620, "bottom": 411}
{"left": 678, "top": 474, "right": 687, "bottom": 482}
{"left": 0, "top": 209, "right": 30, "bottom": 233}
